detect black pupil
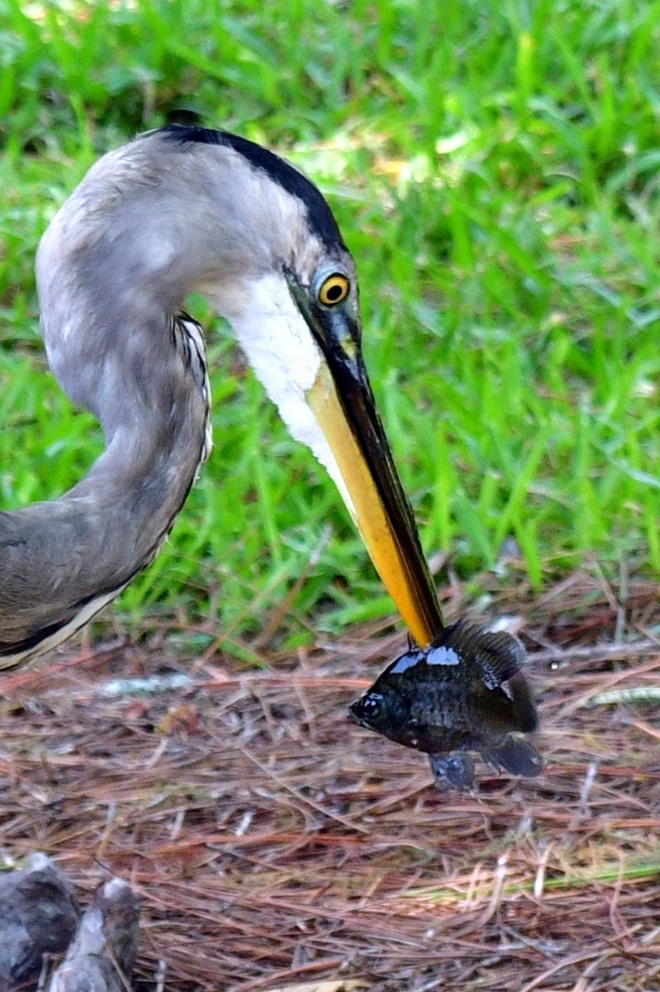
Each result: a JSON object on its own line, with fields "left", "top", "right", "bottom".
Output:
{"left": 325, "top": 282, "right": 343, "bottom": 301}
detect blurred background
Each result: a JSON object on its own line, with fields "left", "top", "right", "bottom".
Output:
{"left": 1, "top": 0, "right": 657, "bottom": 655}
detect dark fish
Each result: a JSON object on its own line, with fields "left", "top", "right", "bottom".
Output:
{"left": 349, "top": 620, "right": 542, "bottom": 790}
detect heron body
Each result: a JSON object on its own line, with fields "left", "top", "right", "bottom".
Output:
{"left": 0, "top": 125, "right": 442, "bottom": 666}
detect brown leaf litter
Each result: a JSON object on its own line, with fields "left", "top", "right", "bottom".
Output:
{"left": 0, "top": 568, "right": 658, "bottom": 991}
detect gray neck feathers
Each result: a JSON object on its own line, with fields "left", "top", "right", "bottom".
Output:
{"left": 0, "top": 309, "right": 210, "bottom": 664}
{"left": 0, "top": 130, "right": 318, "bottom": 665}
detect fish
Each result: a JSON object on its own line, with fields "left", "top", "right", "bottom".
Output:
{"left": 349, "top": 620, "right": 542, "bottom": 791}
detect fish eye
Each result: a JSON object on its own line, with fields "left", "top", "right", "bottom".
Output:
{"left": 315, "top": 271, "right": 351, "bottom": 307}
{"left": 361, "top": 693, "right": 383, "bottom": 717}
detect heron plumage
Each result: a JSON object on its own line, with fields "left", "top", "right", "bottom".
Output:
{"left": 1, "top": 125, "right": 442, "bottom": 666}
{"left": 0, "top": 312, "right": 210, "bottom": 665}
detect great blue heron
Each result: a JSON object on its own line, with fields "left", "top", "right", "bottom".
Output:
{"left": 0, "top": 125, "right": 443, "bottom": 666}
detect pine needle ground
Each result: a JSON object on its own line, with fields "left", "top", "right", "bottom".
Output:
{"left": 0, "top": 570, "right": 657, "bottom": 992}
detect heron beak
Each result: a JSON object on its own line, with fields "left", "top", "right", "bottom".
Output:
{"left": 289, "top": 280, "right": 442, "bottom": 647}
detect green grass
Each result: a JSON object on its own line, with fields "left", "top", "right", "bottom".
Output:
{"left": 1, "top": 0, "right": 658, "bottom": 648}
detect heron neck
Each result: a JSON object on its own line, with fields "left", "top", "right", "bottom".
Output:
{"left": 0, "top": 314, "right": 210, "bottom": 666}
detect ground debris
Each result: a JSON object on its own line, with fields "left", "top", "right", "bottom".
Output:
{"left": 0, "top": 570, "right": 657, "bottom": 991}
{"left": 0, "top": 856, "right": 139, "bottom": 992}
{"left": 0, "top": 852, "right": 80, "bottom": 992}
{"left": 47, "top": 878, "right": 140, "bottom": 992}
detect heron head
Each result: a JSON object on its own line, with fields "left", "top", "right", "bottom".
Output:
{"left": 151, "top": 125, "right": 441, "bottom": 647}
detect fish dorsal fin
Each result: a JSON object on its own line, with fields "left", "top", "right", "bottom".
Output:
{"left": 433, "top": 621, "right": 526, "bottom": 688}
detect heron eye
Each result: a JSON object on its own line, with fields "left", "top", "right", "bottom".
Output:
{"left": 317, "top": 272, "right": 350, "bottom": 307}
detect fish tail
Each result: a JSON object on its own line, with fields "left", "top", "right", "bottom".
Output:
{"left": 507, "top": 672, "right": 539, "bottom": 732}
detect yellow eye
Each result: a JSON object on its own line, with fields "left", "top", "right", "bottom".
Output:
{"left": 317, "top": 272, "right": 350, "bottom": 307}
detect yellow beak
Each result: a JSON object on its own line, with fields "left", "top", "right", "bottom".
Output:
{"left": 287, "top": 273, "right": 442, "bottom": 648}
{"left": 307, "top": 361, "right": 441, "bottom": 646}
